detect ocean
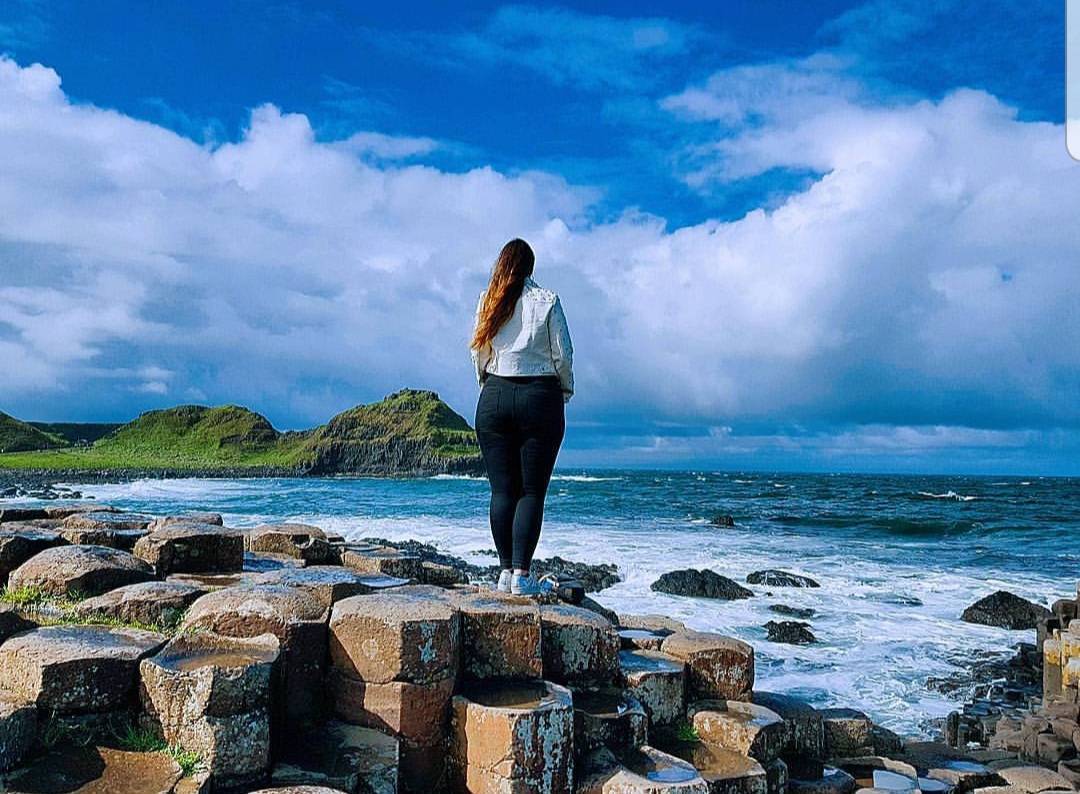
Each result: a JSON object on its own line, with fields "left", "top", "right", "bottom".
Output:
{"left": 16, "top": 470, "right": 1080, "bottom": 736}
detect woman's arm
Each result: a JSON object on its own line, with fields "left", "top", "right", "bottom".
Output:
{"left": 470, "top": 291, "right": 491, "bottom": 387}
{"left": 548, "top": 296, "right": 574, "bottom": 402}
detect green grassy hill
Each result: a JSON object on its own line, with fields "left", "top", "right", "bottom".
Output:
{"left": 29, "top": 422, "right": 123, "bottom": 445}
{"left": 0, "top": 412, "right": 67, "bottom": 454}
{"left": 0, "top": 390, "right": 482, "bottom": 476}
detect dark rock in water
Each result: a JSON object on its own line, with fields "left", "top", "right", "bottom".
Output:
{"left": 747, "top": 569, "right": 820, "bottom": 588}
{"left": 961, "top": 590, "right": 1051, "bottom": 630}
{"left": 651, "top": 568, "right": 753, "bottom": 600}
{"left": 764, "top": 620, "right": 817, "bottom": 645}
{"left": 709, "top": 513, "right": 735, "bottom": 527}
{"left": 770, "top": 604, "right": 816, "bottom": 619}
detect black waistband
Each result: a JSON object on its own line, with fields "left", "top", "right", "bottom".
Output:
{"left": 486, "top": 374, "right": 560, "bottom": 385}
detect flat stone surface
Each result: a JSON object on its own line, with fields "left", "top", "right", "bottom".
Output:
{"left": 573, "top": 688, "right": 648, "bottom": 755}
{"left": 0, "top": 624, "right": 165, "bottom": 713}
{"left": 790, "top": 768, "right": 858, "bottom": 794}
{"left": 59, "top": 526, "right": 149, "bottom": 551}
{"left": 74, "top": 580, "right": 205, "bottom": 626}
{"left": 8, "top": 544, "right": 155, "bottom": 597}
{"left": 147, "top": 512, "right": 224, "bottom": 529}
{"left": 0, "top": 745, "right": 182, "bottom": 794}
{"left": 180, "top": 584, "right": 328, "bottom": 722}
{"left": 820, "top": 708, "right": 874, "bottom": 757}
{"left": 578, "top": 746, "right": 708, "bottom": 793}
{"left": 540, "top": 603, "right": 620, "bottom": 685}
{"left": 0, "top": 694, "right": 35, "bottom": 772}
{"left": 0, "top": 527, "right": 67, "bottom": 585}
{"left": 450, "top": 680, "right": 575, "bottom": 794}
{"left": 620, "top": 649, "right": 687, "bottom": 727}
{"left": 246, "top": 523, "right": 337, "bottom": 563}
{"left": 133, "top": 522, "right": 244, "bottom": 575}
{"left": 689, "top": 699, "right": 787, "bottom": 762}
{"left": 996, "top": 764, "right": 1073, "bottom": 792}
{"left": 661, "top": 631, "right": 755, "bottom": 701}
{"left": 673, "top": 742, "right": 768, "bottom": 794}
{"left": 258, "top": 565, "right": 383, "bottom": 607}
{"left": 341, "top": 546, "right": 423, "bottom": 580}
{"left": 329, "top": 585, "right": 460, "bottom": 684}
{"left": 62, "top": 511, "right": 154, "bottom": 530}
{"left": 453, "top": 589, "right": 543, "bottom": 680}
{"left": 270, "top": 721, "right": 398, "bottom": 794}
{"left": 329, "top": 668, "right": 455, "bottom": 746}
{"left": 167, "top": 570, "right": 260, "bottom": 589}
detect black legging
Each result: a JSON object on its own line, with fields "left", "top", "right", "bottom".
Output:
{"left": 474, "top": 374, "right": 565, "bottom": 571}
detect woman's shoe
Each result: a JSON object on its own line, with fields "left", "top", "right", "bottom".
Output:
{"left": 496, "top": 569, "right": 513, "bottom": 593}
{"left": 511, "top": 572, "right": 542, "bottom": 596}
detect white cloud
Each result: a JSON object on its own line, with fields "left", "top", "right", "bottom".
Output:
{"left": 0, "top": 55, "right": 1077, "bottom": 468}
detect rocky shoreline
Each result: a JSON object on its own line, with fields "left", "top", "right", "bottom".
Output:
{"left": 0, "top": 503, "right": 1075, "bottom": 793}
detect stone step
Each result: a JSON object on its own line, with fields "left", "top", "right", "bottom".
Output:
{"left": 621, "top": 627, "right": 671, "bottom": 651}
{"left": 452, "top": 589, "right": 543, "bottom": 680}
{"left": 259, "top": 565, "right": 401, "bottom": 608}
{"left": 0, "top": 527, "right": 67, "bottom": 587}
{"left": 132, "top": 522, "right": 244, "bottom": 575}
{"left": 450, "top": 680, "right": 574, "bottom": 793}
{"left": 8, "top": 544, "right": 155, "bottom": 598}
{"left": 661, "top": 631, "right": 755, "bottom": 702}
{"left": 0, "top": 745, "right": 183, "bottom": 793}
{"left": 752, "top": 691, "right": 825, "bottom": 762}
{"left": 688, "top": 699, "right": 787, "bottom": 762}
{"left": 269, "top": 720, "right": 399, "bottom": 794}
{"left": 341, "top": 545, "right": 423, "bottom": 580}
{"left": 577, "top": 745, "right": 709, "bottom": 793}
{"left": 676, "top": 743, "right": 768, "bottom": 794}
{"left": 73, "top": 580, "right": 205, "bottom": 626}
{"left": 619, "top": 649, "right": 687, "bottom": 728}
{"left": 573, "top": 687, "right": 649, "bottom": 756}
{"left": 245, "top": 523, "right": 338, "bottom": 564}
{"left": 540, "top": 603, "right": 620, "bottom": 686}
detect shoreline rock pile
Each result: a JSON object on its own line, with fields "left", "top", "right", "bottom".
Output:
{"left": 0, "top": 505, "right": 1074, "bottom": 793}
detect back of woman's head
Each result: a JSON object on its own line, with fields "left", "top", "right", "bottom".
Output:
{"left": 470, "top": 238, "right": 535, "bottom": 350}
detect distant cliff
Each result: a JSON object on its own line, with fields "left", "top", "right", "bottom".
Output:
{"left": 0, "top": 389, "right": 483, "bottom": 478}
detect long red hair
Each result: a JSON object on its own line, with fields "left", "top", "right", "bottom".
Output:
{"left": 470, "top": 238, "right": 535, "bottom": 350}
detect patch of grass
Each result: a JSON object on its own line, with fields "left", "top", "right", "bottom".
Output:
{"left": 116, "top": 722, "right": 167, "bottom": 753}
{"left": 674, "top": 719, "right": 701, "bottom": 743}
{"left": 0, "top": 584, "right": 50, "bottom": 606}
{"left": 167, "top": 745, "right": 203, "bottom": 777}
{"left": 3, "top": 586, "right": 183, "bottom": 635}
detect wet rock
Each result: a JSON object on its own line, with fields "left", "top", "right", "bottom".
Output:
{"left": 765, "top": 620, "right": 818, "bottom": 645}
{"left": 670, "top": 741, "right": 769, "bottom": 794}
{"left": 765, "top": 758, "right": 789, "bottom": 794}
{"left": 167, "top": 570, "right": 260, "bottom": 590}
{"left": 60, "top": 511, "right": 153, "bottom": 550}
{"left": 870, "top": 725, "right": 905, "bottom": 756}
{"left": 524, "top": 554, "right": 621, "bottom": 593}
{"left": 450, "top": 680, "right": 574, "bottom": 794}
{"left": 74, "top": 580, "right": 204, "bottom": 627}
{"left": 661, "top": 631, "right": 755, "bottom": 701}
{"left": 180, "top": 584, "right": 328, "bottom": 723}
{"left": 259, "top": 565, "right": 395, "bottom": 608}
{"left": 0, "top": 745, "right": 182, "bottom": 793}
{"left": 652, "top": 569, "right": 754, "bottom": 600}
{"left": 329, "top": 585, "right": 460, "bottom": 684}
{"left": 8, "top": 544, "right": 154, "bottom": 598}
{"left": 753, "top": 691, "right": 825, "bottom": 761}
{"left": 689, "top": 699, "right": 788, "bottom": 762}
{"left": 789, "top": 767, "right": 857, "bottom": 794}
{"left": 140, "top": 631, "right": 280, "bottom": 788}
{"left": 710, "top": 514, "right": 737, "bottom": 527}
{"left": 0, "top": 527, "right": 67, "bottom": 585}
{"left": 748, "top": 570, "right": 821, "bottom": 588}
{"left": 0, "top": 694, "right": 35, "bottom": 772}
{"left": 996, "top": 764, "right": 1073, "bottom": 792}
{"left": 269, "top": 721, "right": 399, "bottom": 794}
{"left": 453, "top": 589, "right": 543, "bottom": 679}
{"left": 0, "top": 624, "right": 164, "bottom": 714}
{"left": 620, "top": 627, "right": 672, "bottom": 651}
{"left": 581, "top": 595, "right": 620, "bottom": 624}
{"left": 770, "top": 604, "right": 817, "bottom": 619}
{"left": 820, "top": 708, "right": 874, "bottom": 758}
{"left": 540, "top": 603, "right": 620, "bottom": 686}
{"left": 577, "top": 745, "right": 708, "bottom": 792}
{"left": 244, "top": 550, "right": 308, "bottom": 572}
{"left": 961, "top": 591, "right": 1052, "bottom": 630}
{"left": 620, "top": 649, "right": 687, "bottom": 727}
{"left": 133, "top": 522, "right": 244, "bottom": 575}
{"left": 246, "top": 523, "right": 337, "bottom": 564}
{"left": 573, "top": 688, "right": 649, "bottom": 756}
{"left": 147, "top": 512, "right": 224, "bottom": 529}
{"left": 341, "top": 545, "right": 423, "bottom": 580}
{"left": 62, "top": 510, "right": 153, "bottom": 531}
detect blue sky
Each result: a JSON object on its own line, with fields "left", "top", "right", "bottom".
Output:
{"left": 0, "top": 1, "right": 1077, "bottom": 474}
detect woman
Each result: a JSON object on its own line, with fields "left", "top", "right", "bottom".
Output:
{"left": 470, "top": 238, "right": 573, "bottom": 596}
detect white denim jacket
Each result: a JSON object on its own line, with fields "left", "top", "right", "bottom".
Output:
{"left": 471, "top": 277, "right": 574, "bottom": 402}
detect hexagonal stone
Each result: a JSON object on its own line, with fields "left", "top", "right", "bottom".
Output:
{"left": 180, "top": 584, "right": 328, "bottom": 722}
{"left": 0, "top": 527, "right": 67, "bottom": 585}
{"left": 620, "top": 649, "right": 687, "bottom": 727}
{"left": 789, "top": 767, "right": 857, "bottom": 794}
{"left": 752, "top": 691, "right": 825, "bottom": 761}
{"left": 147, "top": 512, "right": 224, "bottom": 529}
{"left": 764, "top": 758, "right": 788, "bottom": 794}
{"left": 661, "top": 631, "right": 755, "bottom": 701}
{"left": 0, "top": 624, "right": 165, "bottom": 713}
{"left": 168, "top": 570, "right": 260, "bottom": 590}
{"left": 246, "top": 523, "right": 337, "bottom": 564}
{"left": 60, "top": 512, "right": 153, "bottom": 550}
{"left": 620, "top": 628, "right": 671, "bottom": 651}
{"left": 450, "top": 680, "right": 575, "bottom": 794}
{"left": 270, "top": 721, "right": 398, "bottom": 794}
{"left": 996, "top": 764, "right": 1073, "bottom": 792}
{"left": 620, "top": 614, "right": 689, "bottom": 635}
{"left": 264, "top": 566, "right": 401, "bottom": 609}
{"left": 671, "top": 743, "right": 768, "bottom": 794}
{"left": 133, "top": 522, "right": 244, "bottom": 575}
{"left": 341, "top": 545, "right": 423, "bottom": 580}
{"left": 139, "top": 631, "right": 279, "bottom": 786}
{"left": 689, "top": 700, "right": 787, "bottom": 762}
{"left": 329, "top": 586, "right": 460, "bottom": 684}
{"left": 577, "top": 745, "right": 708, "bottom": 793}
{"left": 0, "top": 694, "right": 35, "bottom": 772}
{"left": 453, "top": 589, "right": 542, "bottom": 679}
{"left": 62, "top": 511, "right": 153, "bottom": 530}
{"left": 0, "top": 745, "right": 183, "bottom": 793}
{"left": 74, "top": 580, "right": 205, "bottom": 626}
{"left": 820, "top": 708, "right": 874, "bottom": 758}
{"left": 573, "top": 688, "right": 648, "bottom": 756}
{"left": 540, "top": 603, "right": 620, "bottom": 685}
{"left": 329, "top": 670, "right": 455, "bottom": 746}
{"left": 8, "top": 544, "right": 154, "bottom": 597}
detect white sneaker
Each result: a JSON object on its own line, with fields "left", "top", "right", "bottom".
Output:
{"left": 496, "top": 569, "right": 513, "bottom": 593}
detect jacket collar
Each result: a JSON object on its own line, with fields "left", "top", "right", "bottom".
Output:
{"left": 524, "top": 275, "right": 538, "bottom": 289}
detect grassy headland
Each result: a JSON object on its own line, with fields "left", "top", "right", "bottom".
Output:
{"left": 0, "top": 389, "right": 481, "bottom": 477}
